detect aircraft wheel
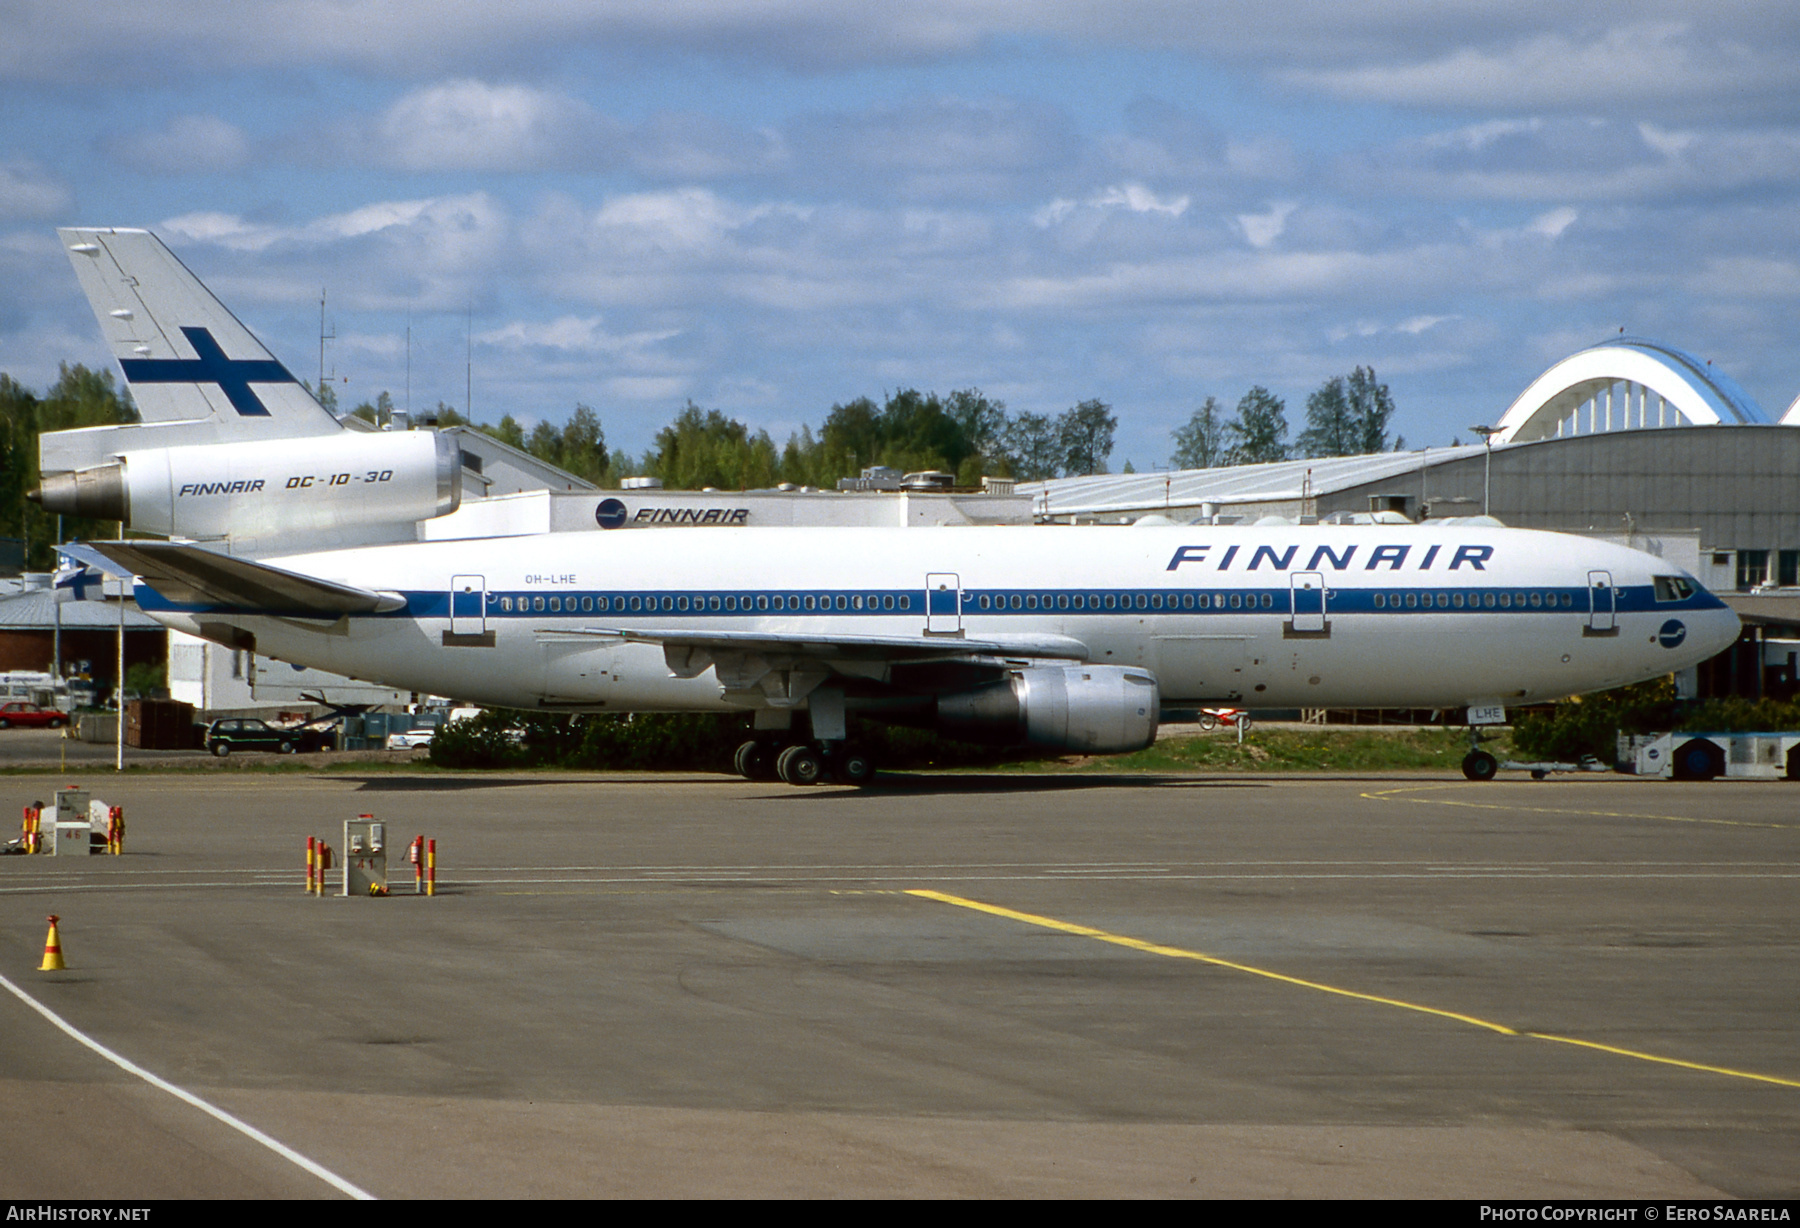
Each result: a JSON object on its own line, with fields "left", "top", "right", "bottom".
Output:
{"left": 734, "top": 740, "right": 777, "bottom": 781}
{"left": 832, "top": 748, "right": 875, "bottom": 786}
{"left": 776, "top": 744, "right": 825, "bottom": 786}
{"left": 1461, "top": 750, "right": 1498, "bottom": 782}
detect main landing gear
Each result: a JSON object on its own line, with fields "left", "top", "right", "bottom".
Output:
{"left": 733, "top": 739, "right": 876, "bottom": 787}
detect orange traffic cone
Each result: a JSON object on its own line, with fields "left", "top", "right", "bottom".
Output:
{"left": 38, "top": 915, "right": 65, "bottom": 971}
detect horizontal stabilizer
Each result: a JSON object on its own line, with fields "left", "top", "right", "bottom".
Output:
{"left": 87, "top": 541, "right": 404, "bottom": 617}
{"left": 58, "top": 228, "right": 341, "bottom": 441}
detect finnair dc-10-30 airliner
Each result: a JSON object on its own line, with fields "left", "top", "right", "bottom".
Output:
{"left": 41, "top": 228, "right": 1741, "bottom": 784}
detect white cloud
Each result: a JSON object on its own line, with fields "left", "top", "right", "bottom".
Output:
{"left": 107, "top": 114, "right": 250, "bottom": 174}
{"left": 1397, "top": 314, "right": 1458, "bottom": 335}
{"left": 1528, "top": 207, "right": 1578, "bottom": 238}
{"left": 1035, "top": 183, "right": 1190, "bottom": 228}
{"left": 0, "top": 160, "right": 71, "bottom": 219}
{"left": 480, "top": 315, "right": 681, "bottom": 355}
{"left": 1282, "top": 21, "right": 1781, "bottom": 110}
{"left": 1338, "top": 118, "right": 1800, "bottom": 203}
{"left": 1637, "top": 123, "right": 1697, "bottom": 158}
{"left": 377, "top": 80, "right": 603, "bottom": 172}
{"left": 1237, "top": 201, "right": 1297, "bottom": 248}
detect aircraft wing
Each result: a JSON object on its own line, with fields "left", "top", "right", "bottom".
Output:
{"left": 562, "top": 626, "right": 1091, "bottom": 669}
{"left": 87, "top": 541, "right": 404, "bottom": 617}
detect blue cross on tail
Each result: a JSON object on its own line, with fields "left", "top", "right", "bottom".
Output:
{"left": 118, "top": 326, "right": 298, "bottom": 417}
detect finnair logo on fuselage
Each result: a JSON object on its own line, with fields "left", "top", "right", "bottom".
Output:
{"left": 1165, "top": 544, "right": 1492, "bottom": 572}
{"left": 179, "top": 480, "right": 266, "bottom": 497}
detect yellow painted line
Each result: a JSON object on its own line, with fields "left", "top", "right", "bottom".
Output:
{"left": 1359, "top": 784, "right": 1797, "bottom": 830}
{"left": 906, "top": 888, "right": 1800, "bottom": 1091}
{"left": 1523, "top": 1032, "right": 1800, "bottom": 1089}
{"left": 906, "top": 889, "right": 1516, "bottom": 1035}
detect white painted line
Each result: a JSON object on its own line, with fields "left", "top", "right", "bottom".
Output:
{"left": 0, "top": 971, "right": 375, "bottom": 1200}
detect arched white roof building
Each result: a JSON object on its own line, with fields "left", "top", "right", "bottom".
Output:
{"left": 1492, "top": 337, "right": 1768, "bottom": 443}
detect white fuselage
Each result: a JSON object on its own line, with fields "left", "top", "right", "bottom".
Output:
{"left": 136, "top": 523, "right": 1740, "bottom": 715}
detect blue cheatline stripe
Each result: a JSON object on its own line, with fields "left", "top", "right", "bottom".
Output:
{"left": 133, "top": 581, "right": 1717, "bottom": 621}
{"left": 393, "top": 583, "right": 1688, "bottom": 620}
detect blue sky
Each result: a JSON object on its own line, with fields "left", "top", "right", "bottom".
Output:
{"left": 3, "top": 1, "right": 1797, "bottom": 470}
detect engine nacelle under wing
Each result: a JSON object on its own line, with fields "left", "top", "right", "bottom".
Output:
{"left": 34, "top": 430, "right": 460, "bottom": 544}
{"left": 936, "top": 665, "right": 1160, "bottom": 754}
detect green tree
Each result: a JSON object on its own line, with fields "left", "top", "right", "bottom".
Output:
{"left": 0, "top": 366, "right": 137, "bottom": 568}
{"left": 1346, "top": 366, "right": 1397, "bottom": 454}
{"left": 944, "top": 388, "right": 1010, "bottom": 479}
{"left": 1057, "top": 398, "right": 1116, "bottom": 477}
{"left": 1223, "top": 386, "right": 1289, "bottom": 465}
{"left": 1171, "top": 396, "right": 1225, "bottom": 470}
{"left": 646, "top": 402, "right": 768, "bottom": 490}
{"left": 1004, "top": 411, "right": 1061, "bottom": 481}
{"left": 1297, "top": 375, "right": 1353, "bottom": 458}
{"left": 556, "top": 403, "right": 609, "bottom": 484}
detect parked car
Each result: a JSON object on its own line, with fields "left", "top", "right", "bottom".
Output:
{"left": 0, "top": 701, "right": 70, "bottom": 729}
{"left": 204, "top": 718, "right": 334, "bottom": 756}
{"left": 387, "top": 728, "right": 435, "bottom": 751}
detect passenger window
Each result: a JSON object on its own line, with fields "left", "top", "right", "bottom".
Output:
{"left": 500, "top": 597, "right": 512, "bottom": 612}
{"left": 533, "top": 596, "right": 546, "bottom": 612}
{"left": 550, "top": 597, "right": 561, "bottom": 612}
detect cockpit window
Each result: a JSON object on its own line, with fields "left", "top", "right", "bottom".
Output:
{"left": 1653, "top": 576, "right": 1695, "bottom": 602}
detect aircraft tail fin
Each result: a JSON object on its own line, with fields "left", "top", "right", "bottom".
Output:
{"left": 58, "top": 228, "right": 341, "bottom": 441}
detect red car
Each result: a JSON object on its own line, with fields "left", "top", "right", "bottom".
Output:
{"left": 0, "top": 701, "right": 69, "bottom": 729}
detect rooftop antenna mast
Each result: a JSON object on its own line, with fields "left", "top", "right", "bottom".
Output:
{"left": 317, "top": 289, "right": 338, "bottom": 414}
{"left": 465, "top": 298, "right": 472, "bottom": 423}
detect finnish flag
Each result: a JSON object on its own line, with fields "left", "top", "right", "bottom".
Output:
{"left": 52, "top": 557, "right": 102, "bottom": 603}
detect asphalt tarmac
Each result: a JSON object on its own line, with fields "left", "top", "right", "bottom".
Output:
{"left": 0, "top": 768, "right": 1794, "bottom": 1198}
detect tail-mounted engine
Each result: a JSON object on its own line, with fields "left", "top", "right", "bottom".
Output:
{"left": 33, "top": 430, "right": 460, "bottom": 545}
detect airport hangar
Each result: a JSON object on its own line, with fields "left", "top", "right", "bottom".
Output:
{"left": 1026, "top": 337, "right": 1800, "bottom": 707}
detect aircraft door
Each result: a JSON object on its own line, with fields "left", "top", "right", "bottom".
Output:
{"left": 1587, "top": 570, "right": 1616, "bottom": 632}
{"left": 926, "top": 573, "right": 961, "bottom": 634}
{"left": 451, "top": 575, "right": 487, "bottom": 636}
{"left": 1289, "top": 571, "right": 1326, "bottom": 634}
